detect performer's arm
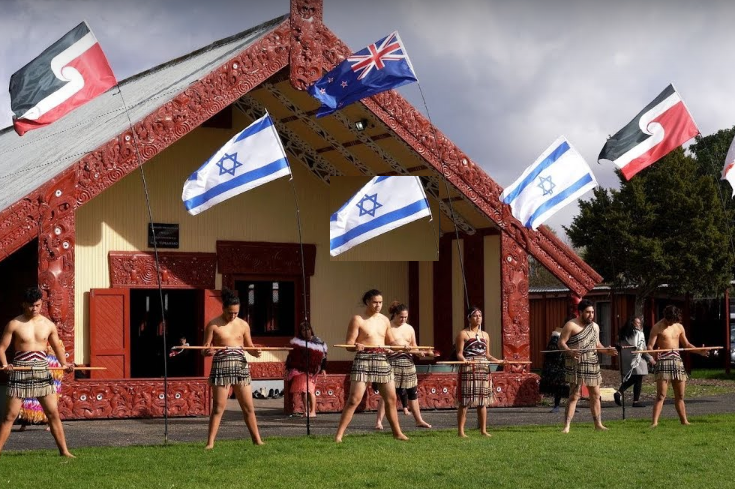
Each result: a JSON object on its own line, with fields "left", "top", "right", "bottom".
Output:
{"left": 455, "top": 332, "right": 466, "bottom": 362}
{"left": 242, "top": 321, "right": 261, "bottom": 358}
{"left": 679, "top": 325, "right": 709, "bottom": 357}
{"left": 48, "top": 323, "right": 73, "bottom": 372}
{"left": 201, "top": 321, "right": 215, "bottom": 357}
{"left": 344, "top": 316, "right": 362, "bottom": 351}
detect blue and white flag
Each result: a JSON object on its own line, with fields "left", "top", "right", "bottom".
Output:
{"left": 500, "top": 136, "right": 597, "bottom": 230}
{"left": 182, "top": 113, "right": 290, "bottom": 215}
{"left": 308, "top": 31, "right": 417, "bottom": 118}
{"left": 330, "top": 176, "right": 431, "bottom": 256}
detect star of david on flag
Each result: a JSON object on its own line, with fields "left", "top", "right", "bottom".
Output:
{"left": 500, "top": 136, "right": 597, "bottom": 230}
{"left": 330, "top": 176, "right": 431, "bottom": 256}
{"left": 182, "top": 112, "right": 290, "bottom": 215}
{"left": 308, "top": 31, "right": 418, "bottom": 118}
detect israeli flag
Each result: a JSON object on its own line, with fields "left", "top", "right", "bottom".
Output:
{"left": 500, "top": 136, "right": 597, "bottom": 230}
{"left": 182, "top": 113, "right": 290, "bottom": 215}
{"left": 330, "top": 176, "right": 431, "bottom": 256}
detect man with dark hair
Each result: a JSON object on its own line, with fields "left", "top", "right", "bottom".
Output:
{"left": 201, "top": 288, "right": 263, "bottom": 449}
{"left": 0, "top": 287, "right": 74, "bottom": 457}
{"left": 648, "top": 305, "right": 708, "bottom": 427}
{"left": 559, "top": 299, "right": 617, "bottom": 433}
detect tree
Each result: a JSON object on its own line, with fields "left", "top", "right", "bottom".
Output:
{"left": 564, "top": 147, "right": 734, "bottom": 316}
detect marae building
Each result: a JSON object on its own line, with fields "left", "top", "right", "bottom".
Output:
{"left": 0, "top": 0, "right": 600, "bottom": 419}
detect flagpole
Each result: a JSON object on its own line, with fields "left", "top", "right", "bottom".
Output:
{"left": 415, "top": 84, "right": 470, "bottom": 312}
{"left": 276, "top": 112, "right": 312, "bottom": 436}
{"left": 114, "top": 84, "right": 170, "bottom": 444}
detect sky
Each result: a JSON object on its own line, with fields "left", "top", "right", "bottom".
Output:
{"left": 2, "top": 0, "right": 735, "bottom": 241}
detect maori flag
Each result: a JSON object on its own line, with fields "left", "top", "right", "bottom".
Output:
{"left": 9, "top": 21, "right": 117, "bottom": 136}
{"left": 598, "top": 84, "right": 699, "bottom": 180}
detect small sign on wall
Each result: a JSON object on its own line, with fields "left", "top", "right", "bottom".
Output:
{"left": 148, "top": 223, "right": 179, "bottom": 249}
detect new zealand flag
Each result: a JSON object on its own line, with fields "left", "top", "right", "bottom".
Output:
{"left": 9, "top": 22, "right": 117, "bottom": 136}
{"left": 308, "top": 31, "right": 417, "bottom": 117}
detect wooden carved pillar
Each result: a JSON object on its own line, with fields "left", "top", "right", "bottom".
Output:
{"left": 37, "top": 175, "right": 77, "bottom": 364}
{"left": 500, "top": 233, "right": 530, "bottom": 373}
{"left": 289, "top": 0, "right": 324, "bottom": 90}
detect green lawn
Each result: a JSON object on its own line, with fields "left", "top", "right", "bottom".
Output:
{"left": 2, "top": 414, "right": 735, "bottom": 488}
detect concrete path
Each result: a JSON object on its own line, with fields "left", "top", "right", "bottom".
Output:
{"left": 5, "top": 393, "right": 735, "bottom": 452}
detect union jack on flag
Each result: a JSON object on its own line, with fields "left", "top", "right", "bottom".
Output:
{"left": 308, "top": 31, "right": 418, "bottom": 118}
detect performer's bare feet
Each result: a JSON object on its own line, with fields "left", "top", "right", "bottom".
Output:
{"left": 416, "top": 421, "right": 432, "bottom": 428}
{"left": 393, "top": 433, "right": 409, "bottom": 441}
{"left": 252, "top": 438, "right": 265, "bottom": 446}
{"left": 334, "top": 435, "right": 343, "bottom": 443}
{"left": 480, "top": 431, "right": 492, "bottom": 437}
{"left": 403, "top": 408, "right": 410, "bottom": 416}
{"left": 60, "top": 451, "right": 75, "bottom": 458}
{"left": 561, "top": 426, "right": 571, "bottom": 433}
{"left": 649, "top": 423, "right": 658, "bottom": 429}
{"left": 375, "top": 422, "right": 384, "bottom": 431}
{"left": 204, "top": 444, "right": 214, "bottom": 450}
{"left": 308, "top": 413, "right": 317, "bottom": 418}
{"left": 594, "top": 425, "right": 609, "bottom": 431}
{"left": 458, "top": 431, "right": 468, "bottom": 438}
{"left": 681, "top": 420, "right": 691, "bottom": 426}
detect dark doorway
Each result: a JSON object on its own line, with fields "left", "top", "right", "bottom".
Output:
{"left": 130, "top": 289, "right": 198, "bottom": 378}
{"left": 0, "top": 239, "right": 38, "bottom": 328}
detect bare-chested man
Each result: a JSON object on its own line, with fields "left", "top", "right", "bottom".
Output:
{"left": 202, "top": 288, "right": 263, "bottom": 449}
{"left": 649, "top": 305, "right": 708, "bottom": 428}
{"left": 0, "top": 287, "right": 74, "bottom": 457}
{"left": 335, "top": 289, "right": 408, "bottom": 442}
{"left": 375, "top": 301, "right": 431, "bottom": 430}
{"left": 559, "top": 299, "right": 617, "bottom": 433}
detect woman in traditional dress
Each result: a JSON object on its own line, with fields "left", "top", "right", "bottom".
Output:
{"left": 375, "top": 302, "right": 431, "bottom": 430}
{"left": 285, "top": 321, "right": 327, "bottom": 417}
{"left": 455, "top": 306, "right": 500, "bottom": 437}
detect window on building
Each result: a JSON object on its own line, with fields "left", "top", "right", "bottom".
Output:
{"left": 234, "top": 280, "right": 295, "bottom": 337}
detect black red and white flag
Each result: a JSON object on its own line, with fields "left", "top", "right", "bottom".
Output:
{"left": 9, "top": 21, "right": 117, "bottom": 136}
{"left": 598, "top": 84, "right": 699, "bottom": 180}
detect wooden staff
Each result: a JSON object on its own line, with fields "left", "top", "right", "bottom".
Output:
{"left": 541, "top": 347, "right": 616, "bottom": 353}
{"left": 436, "top": 360, "right": 532, "bottom": 365}
{"left": 174, "top": 346, "right": 292, "bottom": 351}
{"left": 333, "top": 344, "right": 435, "bottom": 350}
{"left": 4, "top": 366, "right": 108, "bottom": 371}
{"left": 631, "top": 346, "right": 722, "bottom": 354}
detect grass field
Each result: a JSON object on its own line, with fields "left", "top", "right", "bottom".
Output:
{"left": 2, "top": 414, "right": 734, "bottom": 489}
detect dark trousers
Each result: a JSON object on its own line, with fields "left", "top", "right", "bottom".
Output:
{"left": 618, "top": 374, "right": 643, "bottom": 402}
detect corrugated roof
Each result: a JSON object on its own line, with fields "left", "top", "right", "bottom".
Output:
{"left": 0, "top": 14, "right": 287, "bottom": 214}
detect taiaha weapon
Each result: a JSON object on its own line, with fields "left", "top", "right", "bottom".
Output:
{"left": 541, "top": 347, "right": 617, "bottom": 353}
{"left": 435, "top": 360, "right": 532, "bottom": 365}
{"left": 174, "top": 346, "right": 292, "bottom": 351}
{"left": 333, "top": 344, "right": 434, "bottom": 350}
{"left": 631, "top": 346, "right": 722, "bottom": 354}
{"left": 4, "top": 366, "right": 107, "bottom": 371}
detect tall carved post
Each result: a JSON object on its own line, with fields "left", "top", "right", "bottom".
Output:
{"left": 290, "top": 0, "right": 324, "bottom": 90}
{"left": 500, "top": 233, "right": 530, "bottom": 372}
{"left": 37, "top": 175, "right": 77, "bottom": 365}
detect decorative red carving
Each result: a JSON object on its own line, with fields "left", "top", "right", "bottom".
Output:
{"left": 501, "top": 233, "right": 531, "bottom": 373}
{"left": 217, "top": 241, "right": 316, "bottom": 277}
{"left": 58, "top": 379, "right": 211, "bottom": 419}
{"left": 249, "top": 362, "right": 286, "bottom": 379}
{"left": 417, "top": 374, "right": 458, "bottom": 409}
{"left": 290, "top": 0, "right": 323, "bottom": 90}
{"left": 108, "top": 252, "right": 217, "bottom": 289}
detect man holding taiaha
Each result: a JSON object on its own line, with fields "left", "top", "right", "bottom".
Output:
{"left": 0, "top": 287, "right": 74, "bottom": 457}
{"left": 559, "top": 299, "right": 617, "bottom": 433}
{"left": 649, "top": 305, "right": 708, "bottom": 428}
{"left": 202, "top": 288, "right": 263, "bottom": 449}
{"left": 335, "top": 289, "right": 408, "bottom": 442}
